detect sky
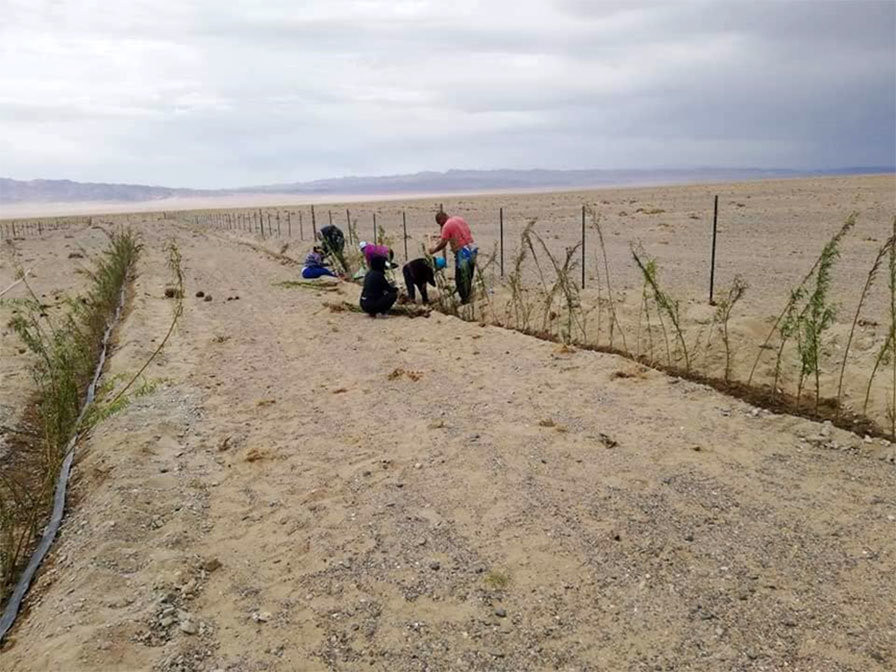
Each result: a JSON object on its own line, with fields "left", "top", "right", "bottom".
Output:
{"left": 0, "top": 0, "right": 894, "bottom": 189}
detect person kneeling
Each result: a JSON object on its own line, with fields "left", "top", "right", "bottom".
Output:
{"left": 360, "top": 255, "right": 398, "bottom": 317}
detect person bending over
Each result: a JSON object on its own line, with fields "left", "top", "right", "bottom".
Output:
{"left": 360, "top": 255, "right": 398, "bottom": 317}
{"left": 318, "top": 224, "right": 347, "bottom": 271}
{"left": 428, "top": 211, "right": 477, "bottom": 304}
{"left": 402, "top": 256, "right": 446, "bottom": 304}
{"left": 302, "top": 246, "right": 338, "bottom": 280}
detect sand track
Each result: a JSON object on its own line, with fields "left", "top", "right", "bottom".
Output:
{"left": 1, "top": 221, "right": 894, "bottom": 671}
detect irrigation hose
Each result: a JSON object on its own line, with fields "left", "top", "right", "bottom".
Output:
{"left": 0, "top": 282, "right": 127, "bottom": 644}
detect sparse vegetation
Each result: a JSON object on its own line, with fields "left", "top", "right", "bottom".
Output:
{"left": 483, "top": 569, "right": 510, "bottom": 590}
{"left": 1, "top": 228, "right": 140, "bottom": 603}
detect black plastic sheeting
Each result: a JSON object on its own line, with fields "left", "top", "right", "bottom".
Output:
{"left": 0, "top": 284, "right": 127, "bottom": 643}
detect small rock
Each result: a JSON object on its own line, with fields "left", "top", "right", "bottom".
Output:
{"left": 160, "top": 616, "right": 175, "bottom": 628}
{"left": 252, "top": 611, "right": 272, "bottom": 623}
{"left": 204, "top": 295, "right": 213, "bottom": 302}
{"left": 179, "top": 620, "right": 198, "bottom": 635}
{"left": 429, "top": 561, "right": 441, "bottom": 571}
{"left": 414, "top": 462, "right": 422, "bottom": 469}
{"left": 202, "top": 558, "right": 222, "bottom": 573}
{"left": 195, "top": 291, "right": 205, "bottom": 298}
{"left": 495, "top": 607, "right": 507, "bottom": 618}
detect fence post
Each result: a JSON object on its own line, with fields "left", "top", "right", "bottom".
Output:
{"left": 287, "top": 212, "right": 291, "bottom": 237}
{"left": 300, "top": 211, "right": 304, "bottom": 240}
{"left": 373, "top": 213, "right": 377, "bottom": 243}
{"left": 709, "top": 194, "right": 719, "bottom": 304}
{"left": 499, "top": 207, "right": 504, "bottom": 277}
{"left": 328, "top": 210, "right": 333, "bottom": 227}
{"left": 346, "top": 209, "right": 352, "bottom": 245}
{"left": 402, "top": 211, "right": 408, "bottom": 261}
{"left": 311, "top": 205, "right": 317, "bottom": 239}
{"left": 581, "top": 205, "right": 587, "bottom": 289}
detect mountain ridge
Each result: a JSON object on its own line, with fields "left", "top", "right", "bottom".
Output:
{"left": 2, "top": 167, "right": 892, "bottom": 204}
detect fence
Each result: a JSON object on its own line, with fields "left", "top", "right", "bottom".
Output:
{"left": 188, "top": 197, "right": 726, "bottom": 303}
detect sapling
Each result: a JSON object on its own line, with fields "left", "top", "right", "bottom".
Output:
{"left": 587, "top": 206, "right": 627, "bottom": 352}
{"left": 796, "top": 227, "right": 845, "bottom": 410}
{"left": 864, "top": 218, "right": 896, "bottom": 437}
{"left": 631, "top": 245, "right": 690, "bottom": 371}
{"left": 837, "top": 230, "right": 894, "bottom": 413}
{"left": 749, "top": 214, "right": 856, "bottom": 386}
{"left": 532, "top": 232, "right": 584, "bottom": 343}
{"left": 714, "top": 275, "right": 748, "bottom": 383}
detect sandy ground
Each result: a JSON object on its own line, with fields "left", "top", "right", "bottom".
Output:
{"left": 0, "top": 217, "right": 894, "bottom": 671}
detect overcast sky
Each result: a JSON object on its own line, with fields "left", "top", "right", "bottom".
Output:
{"left": 1, "top": 0, "right": 894, "bottom": 189}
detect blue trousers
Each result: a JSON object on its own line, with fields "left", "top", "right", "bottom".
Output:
{"left": 302, "top": 266, "right": 336, "bottom": 279}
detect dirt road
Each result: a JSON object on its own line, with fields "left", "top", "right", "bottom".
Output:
{"left": 2, "top": 222, "right": 895, "bottom": 671}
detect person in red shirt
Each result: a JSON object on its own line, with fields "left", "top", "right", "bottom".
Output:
{"left": 428, "top": 212, "right": 478, "bottom": 304}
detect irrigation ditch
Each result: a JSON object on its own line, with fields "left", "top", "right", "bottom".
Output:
{"left": 0, "top": 229, "right": 142, "bottom": 643}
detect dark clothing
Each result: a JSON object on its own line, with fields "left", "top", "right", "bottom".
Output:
{"left": 319, "top": 225, "right": 347, "bottom": 271}
{"left": 318, "top": 225, "right": 345, "bottom": 254}
{"left": 402, "top": 258, "right": 436, "bottom": 303}
{"left": 360, "top": 257, "right": 397, "bottom": 315}
{"left": 360, "top": 290, "right": 397, "bottom": 316}
{"left": 455, "top": 248, "right": 477, "bottom": 304}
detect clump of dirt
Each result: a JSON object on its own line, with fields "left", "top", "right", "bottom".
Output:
{"left": 387, "top": 368, "right": 424, "bottom": 382}
{"left": 612, "top": 367, "right": 649, "bottom": 380}
{"left": 244, "top": 447, "right": 265, "bottom": 462}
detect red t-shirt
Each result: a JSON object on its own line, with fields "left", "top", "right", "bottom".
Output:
{"left": 440, "top": 216, "right": 474, "bottom": 251}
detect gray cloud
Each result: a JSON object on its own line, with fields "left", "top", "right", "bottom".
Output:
{"left": 0, "top": 0, "right": 892, "bottom": 188}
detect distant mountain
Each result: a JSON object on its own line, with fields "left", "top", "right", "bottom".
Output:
{"left": 0, "top": 178, "right": 215, "bottom": 204}
{"left": 1, "top": 167, "right": 892, "bottom": 204}
{"left": 247, "top": 167, "right": 894, "bottom": 196}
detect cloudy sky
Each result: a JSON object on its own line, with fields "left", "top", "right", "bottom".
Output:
{"left": 1, "top": 0, "right": 893, "bottom": 189}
